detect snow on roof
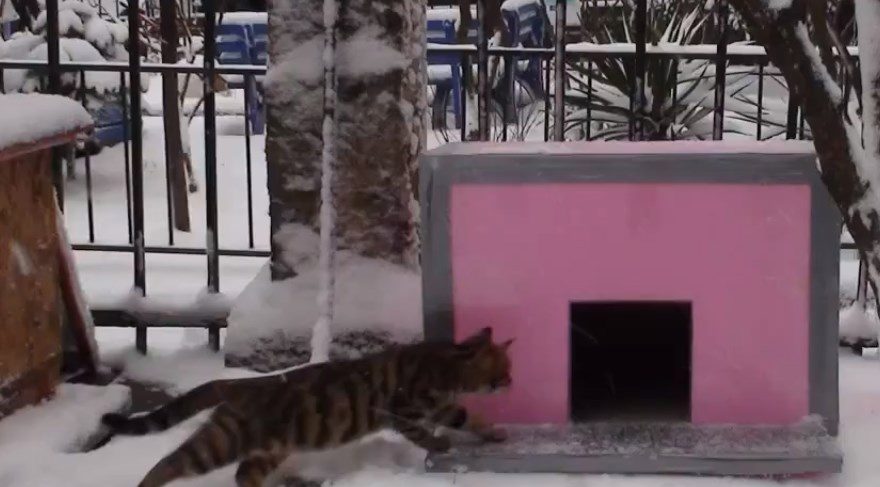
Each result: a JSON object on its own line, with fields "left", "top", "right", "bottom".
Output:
{"left": 426, "top": 140, "right": 816, "bottom": 157}
{"left": 0, "top": 93, "right": 93, "bottom": 155}
{"left": 219, "top": 11, "right": 268, "bottom": 25}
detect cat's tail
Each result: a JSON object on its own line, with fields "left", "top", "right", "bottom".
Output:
{"left": 102, "top": 380, "right": 228, "bottom": 436}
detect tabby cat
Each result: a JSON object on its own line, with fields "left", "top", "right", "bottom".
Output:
{"left": 103, "top": 327, "right": 513, "bottom": 487}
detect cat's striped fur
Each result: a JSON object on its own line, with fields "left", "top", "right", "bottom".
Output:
{"left": 104, "top": 327, "right": 513, "bottom": 487}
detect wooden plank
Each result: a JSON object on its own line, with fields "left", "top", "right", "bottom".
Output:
{"left": 91, "top": 308, "right": 228, "bottom": 328}
{"left": 0, "top": 148, "right": 62, "bottom": 416}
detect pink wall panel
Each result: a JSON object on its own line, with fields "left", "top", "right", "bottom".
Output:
{"left": 451, "top": 183, "right": 811, "bottom": 426}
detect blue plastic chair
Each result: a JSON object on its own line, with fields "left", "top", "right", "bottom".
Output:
{"left": 216, "top": 22, "right": 264, "bottom": 134}
{"left": 250, "top": 23, "right": 268, "bottom": 66}
{"left": 502, "top": 0, "right": 549, "bottom": 97}
{"left": 92, "top": 102, "right": 129, "bottom": 147}
{"left": 427, "top": 18, "right": 464, "bottom": 129}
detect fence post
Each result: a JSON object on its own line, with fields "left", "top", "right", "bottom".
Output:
{"left": 552, "top": 0, "right": 567, "bottom": 141}
{"left": 127, "top": 0, "right": 148, "bottom": 354}
{"left": 203, "top": 0, "right": 221, "bottom": 352}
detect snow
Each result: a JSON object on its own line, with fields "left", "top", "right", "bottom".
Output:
{"left": 266, "top": 29, "right": 409, "bottom": 88}
{"left": 224, "top": 224, "right": 422, "bottom": 363}
{"left": 427, "top": 140, "right": 816, "bottom": 156}
{"left": 311, "top": 0, "right": 340, "bottom": 365}
{"left": 839, "top": 303, "right": 880, "bottom": 345}
{"left": 338, "top": 27, "right": 410, "bottom": 77}
{"left": 502, "top": 0, "right": 544, "bottom": 11}
{"left": 764, "top": 0, "right": 793, "bottom": 10}
{"left": 0, "top": 383, "right": 130, "bottom": 478}
{"left": 107, "top": 286, "right": 233, "bottom": 317}
{"left": 264, "top": 37, "right": 324, "bottom": 86}
{"left": 0, "top": 1, "right": 134, "bottom": 104}
{"left": 0, "top": 93, "right": 92, "bottom": 153}
{"left": 103, "top": 346, "right": 260, "bottom": 395}
{"left": 32, "top": 1, "right": 127, "bottom": 49}
{"left": 218, "top": 12, "right": 268, "bottom": 25}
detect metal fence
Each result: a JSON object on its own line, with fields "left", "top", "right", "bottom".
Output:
{"left": 0, "top": 0, "right": 860, "bottom": 353}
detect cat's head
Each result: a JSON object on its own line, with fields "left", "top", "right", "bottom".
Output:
{"left": 453, "top": 327, "right": 514, "bottom": 394}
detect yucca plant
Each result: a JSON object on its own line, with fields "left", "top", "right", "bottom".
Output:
{"left": 564, "top": 0, "right": 787, "bottom": 141}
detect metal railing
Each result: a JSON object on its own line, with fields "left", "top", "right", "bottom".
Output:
{"left": 0, "top": 0, "right": 860, "bottom": 352}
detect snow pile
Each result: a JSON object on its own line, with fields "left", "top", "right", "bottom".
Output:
{"left": 111, "top": 286, "right": 233, "bottom": 318}
{"left": 0, "top": 383, "right": 129, "bottom": 482}
{"left": 224, "top": 224, "right": 422, "bottom": 371}
{"left": 0, "top": 1, "right": 137, "bottom": 108}
{"left": 103, "top": 345, "right": 260, "bottom": 395}
{"left": 839, "top": 303, "right": 880, "bottom": 344}
{"left": 0, "top": 93, "right": 92, "bottom": 152}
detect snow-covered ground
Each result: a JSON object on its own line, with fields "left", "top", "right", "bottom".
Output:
{"left": 1, "top": 333, "right": 879, "bottom": 487}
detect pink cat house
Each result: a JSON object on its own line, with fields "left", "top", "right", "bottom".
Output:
{"left": 420, "top": 141, "right": 842, "bottom": 476}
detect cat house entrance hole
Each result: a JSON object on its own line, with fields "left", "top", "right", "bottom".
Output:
{"left": 570, "top": 301, "right": 692, "bottom": 422}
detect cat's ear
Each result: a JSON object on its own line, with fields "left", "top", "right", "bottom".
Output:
{"left": 458, "top": 327, "right": 493, "bottom": 349}
{"left": 500, "top": 338, "right": 514, "bottom": 350}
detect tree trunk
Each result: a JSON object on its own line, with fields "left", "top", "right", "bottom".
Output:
{"left": 265, "top": 0, "right": 424, "bottom": 278}
{"left": 225, "top": 0, "right": 425, "bottom": 370}
{"left": 160, "top": 0, "right": 191, "bottom": 232}
{"left": 728, "top": 0, "right": 880, "bottom": 298}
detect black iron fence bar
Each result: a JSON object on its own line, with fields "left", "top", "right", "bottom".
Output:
{"left": 243, "top": 74, "right": 256, "bottom": 249}
{"left": 552, "top": 0, "right": 567, "bottom": 141}
{"left": 72, "top": 243, "right": 270, "bottom": 257}
{"left": 120, "top": 72, "right": 134, "bottom": 244}
{"left": 586, "top": 60, "right": 593, "bottom": 140}
{"left": 671, "top": 59, "right": 679, "bottom": 140}
{"left": 476, "top": 0, "right": 489, "bottom": 140}
{"left": 78, "top": 70, "right": 96, "bottom": 242}
{"left": 46, "top": 0, "right": 63, "bottom": 208}
{"left": 712, "top": 0, "right": 729, "bottom": 141}
{"left": 203, "top": 0, "right": 221, "bottom": 351}
{"left": 543, "top": 56, "right": 551, "bottom": 142}
{"left": 460, "top": 52, "right": 469, "bottom": 141}
{"left": 785, "top": 95, "right": 799, "bottom": 140}
{"left": 127, "top": 0, "right": 148, "bottom": 353}
{"left": 632, "top": 0, "right": 646, "bottom": 141}
{"left": 756, "top": 61, "right": 765, "bottom": 140}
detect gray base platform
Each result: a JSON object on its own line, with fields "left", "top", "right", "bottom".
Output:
{"left": 426, "top": 421, "right": 842, "bottom": 476}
